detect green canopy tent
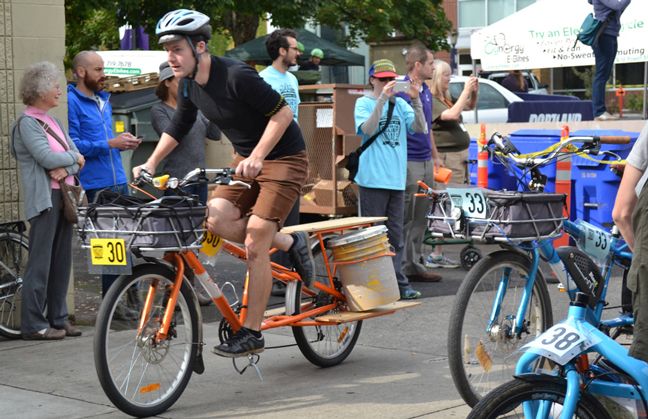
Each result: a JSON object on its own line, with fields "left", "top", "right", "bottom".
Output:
{"left": 224, "top": 29, "right": 365, "bottom": 66}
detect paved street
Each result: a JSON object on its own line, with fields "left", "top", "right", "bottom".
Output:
{"left": 0, "top": 242, "right": 626, "bottom": 418}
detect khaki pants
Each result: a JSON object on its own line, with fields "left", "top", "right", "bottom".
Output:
{"left": 438, "top": 149, "right": 469, "bottom": 186}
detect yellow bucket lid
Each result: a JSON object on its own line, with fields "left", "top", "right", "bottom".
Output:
{"left": 328, "top": 225, "right": 388, "bottom": 248}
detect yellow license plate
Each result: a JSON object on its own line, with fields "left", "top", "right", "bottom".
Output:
{"left": 90, "top": 238, "right": 128, "bottom": 266}
{"left": 200, "top": 230, "right": 224, "bottom": 257}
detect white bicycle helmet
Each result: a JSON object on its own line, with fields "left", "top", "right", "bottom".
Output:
{"left": 156, "top": 9, "right": 212, "bottom": 44}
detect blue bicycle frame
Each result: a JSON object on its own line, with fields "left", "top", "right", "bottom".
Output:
{"left": 515, "top": 297, "right": 648, "bottom": 418}
{"left": 488, "top": 219, "right": 632, "bottom": 338}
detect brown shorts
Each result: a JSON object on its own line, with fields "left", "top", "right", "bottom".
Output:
{"left": 211, "top": 151, "right": 308, "bottom": 228}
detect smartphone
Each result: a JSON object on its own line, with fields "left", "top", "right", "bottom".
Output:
{"left": 392, "top": 80, "right": 411, "bottom": 94}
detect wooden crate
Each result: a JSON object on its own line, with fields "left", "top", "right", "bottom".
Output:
{"left": 104, "top": 72, "right": 159, "bottom": 92}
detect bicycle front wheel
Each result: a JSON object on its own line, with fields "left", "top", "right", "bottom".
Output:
{"left": 94, "top": 264, "right": 199, "bottom": 417}
{"left": 448, "top": 250, "right": 553, "bottom": 407}
{"left": 0, "top": 231, "right": 29, "bottom": 338}
{"left": 291, "top": 241, "right": 362, "bottom": 367}
{"left": 468, "top": 377, "right": 611, "bottom": 419}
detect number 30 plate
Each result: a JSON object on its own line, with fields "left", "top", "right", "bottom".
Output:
{"left": 88, "top": 238, "right": 132, "bottom": 275}
{"left": 447, "top": 187, "right": 488, "bottom": 219}
{"left": 522, "top": 321, "right": 601, "bottom": 365}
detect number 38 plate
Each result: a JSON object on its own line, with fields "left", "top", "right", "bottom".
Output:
{"left": 522, "top": 321, "right": 601, "bottom": 365}
{"left": 446, "top": 187, "right": 488, "bottom": 219}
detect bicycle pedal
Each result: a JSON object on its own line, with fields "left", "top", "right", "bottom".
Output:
{"left": 232, "top": 354, "right": 263, "bottom": 381}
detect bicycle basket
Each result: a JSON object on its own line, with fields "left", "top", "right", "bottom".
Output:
{"left": 427, "top": 190, "right": 566, "bottom": 242}
{"left": 77, "top": 191, "right": 207, "bottom": 251}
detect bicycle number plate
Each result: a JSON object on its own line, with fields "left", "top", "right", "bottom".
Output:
{"left": 200, "top": 230, "right": 224, "bottom": 257}
{"left": 90, "top": 238, "right": 128, "bottom": 266}
{"left": 522, "top": 322, "right": 601, "bottom": 365}
{"left": 581, "top": 222, "right": 612, "bottom": 262}
{"left": 446, "top": 187, "right": 488, "bottom": 219}
{"left": 88, "top": 238, "right": 132, "bottom": 275}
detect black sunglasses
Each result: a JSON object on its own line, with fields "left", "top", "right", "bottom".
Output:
{"left": 376, "top": 77, "right": 395, "bottom": 82}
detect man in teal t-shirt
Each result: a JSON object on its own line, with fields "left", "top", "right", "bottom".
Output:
{"left": 260, "top": 29, "right": 301, "bottom": 121}
{"left": 353, "top": 58, "right": 428, "bottom": 300}
{"left": 260, "top": 28, "right": 302, "bottom": 295}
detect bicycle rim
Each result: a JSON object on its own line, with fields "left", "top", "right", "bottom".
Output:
{"left": 448, "top": 251, "right": 553, "bottom": 407}
{"left": 0, "top": 232, "right": 28, "bottom": 338}
{"left": 291, "top": 241, "right": 362, "bottom": 367}
{"left": 94, "top": 264, "right": 198, "bottom": 417}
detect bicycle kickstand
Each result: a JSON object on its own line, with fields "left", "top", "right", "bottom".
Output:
{"left": 232, "top": 354, "right": 264, "bottom": 382}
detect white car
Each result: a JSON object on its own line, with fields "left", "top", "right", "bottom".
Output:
{"left": 448, "top": 76, "right": 522, "bottom": 124}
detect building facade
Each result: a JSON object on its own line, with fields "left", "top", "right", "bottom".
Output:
{"left": 0, "top": 0, "right": 66, "bottom": 221}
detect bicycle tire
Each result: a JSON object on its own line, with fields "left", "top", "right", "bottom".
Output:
{"left": 291, "top": 241, "right": 362, "bottom": 367}
{"left": 94, "top": 263, "right": 199, "bottom": 417}
{"left": 0, "top": 231, "right": 29, "bottom": 338}
{"left": 448, "top": 250, "right": 553, "bottom": 407}
{"left": 467, "top": 377, "right": 612, "bottom": 419}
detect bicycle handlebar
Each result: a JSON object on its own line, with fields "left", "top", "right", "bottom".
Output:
{"left": 596, "top": 135, "right": 631, "bottom": 144}
{"left": 132, "top": 167, "right": 250, "bottom": 190}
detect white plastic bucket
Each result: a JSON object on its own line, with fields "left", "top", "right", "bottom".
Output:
{"left": 329, "top": 225, "right": 399, "bottom": 311}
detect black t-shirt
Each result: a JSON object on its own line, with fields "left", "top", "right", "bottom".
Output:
{"left": 165, "top": 56, "right": 305, "bottom": 159}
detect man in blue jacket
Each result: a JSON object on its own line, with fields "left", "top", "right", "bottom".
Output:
{"left": 68, "top": 50, "right": 141, "bottom": 297}
{"left": 68, "top": 51, "right": 141, "bottom": 201}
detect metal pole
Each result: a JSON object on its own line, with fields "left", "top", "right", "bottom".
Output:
{"left": 472, "top": 59, "right": 479, "bottom": 123}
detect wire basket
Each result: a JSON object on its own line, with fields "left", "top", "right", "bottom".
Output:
{"left": 427, "top": 189, "right": 566, "bottom": 242}
{"left": 77, "top": 191, "right": 207, "bottom": 252}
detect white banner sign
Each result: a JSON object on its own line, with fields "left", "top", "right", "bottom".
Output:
{"left": 471, "top": 0, "right": 648, "bottom": 71}
{"left": 96, "top": 51, "right": 167, "bottom": 77}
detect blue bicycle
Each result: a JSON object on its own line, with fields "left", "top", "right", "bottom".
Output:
{"left": 468, "top": 289, "right": 643, "bottom": 418}
{"left": 435, "top": 134, "right": 633, "bottom": 407}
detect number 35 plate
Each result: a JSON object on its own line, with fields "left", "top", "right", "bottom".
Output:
{"left": 446, "top": 187, "right": 488, "bottom": 219}
{"left": 522, "top": 321, "right": 601, "bottom": 365}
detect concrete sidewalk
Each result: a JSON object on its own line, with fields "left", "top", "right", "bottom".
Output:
{"left": 0, "top": 301, "right": 472, "bottom": 419}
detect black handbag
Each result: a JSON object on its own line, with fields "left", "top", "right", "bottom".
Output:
{"left": 345, "top": 100, "right": 395, "bottom": 183}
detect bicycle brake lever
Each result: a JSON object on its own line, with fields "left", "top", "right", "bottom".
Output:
{"left": 229, "top": 180, "right": 252, "bottom": 189}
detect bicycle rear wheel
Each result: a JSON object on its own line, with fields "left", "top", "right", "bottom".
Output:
{"left": 291, "top": 240, "right": 362, "bottom": 367}
{"left": 468, "top": 377, "right": 611, "bottom": 419}
{"left": 0, "top": 231, "right": 29, "bottom": 338}
{"left": 94, "top": 263, "right": 199, "bottom": 417}
{"left": 448, "top": 250, "right": 553, "bottom": 407}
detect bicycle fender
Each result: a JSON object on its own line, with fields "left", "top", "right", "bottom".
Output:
{"left": 513, "top": 373, "right": 565, "bottom": 386}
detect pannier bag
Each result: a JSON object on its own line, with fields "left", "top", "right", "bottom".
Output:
{"left": 78, "top": 190, "right": 207, "bottom": 250}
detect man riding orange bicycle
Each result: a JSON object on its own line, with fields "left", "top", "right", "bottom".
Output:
{"left": 134, "top": 9, "right": 315, "bottom": 358}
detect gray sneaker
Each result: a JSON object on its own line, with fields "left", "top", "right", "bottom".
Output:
{"left": 425, "top": 254, "right": 460, "bottom": 269}
{"left": 288, "top": 232, "right": 315, "bottom": 287}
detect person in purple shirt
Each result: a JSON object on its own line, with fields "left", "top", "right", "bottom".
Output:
{"left": 396, "top": 43, "right": 444, "bottom": 284}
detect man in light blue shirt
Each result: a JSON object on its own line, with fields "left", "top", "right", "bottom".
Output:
{"left": 260, "top": 28, "right": 302, "bottom": 295}
{"left": 260, "top": 29, "right": 301, "bottom": 121}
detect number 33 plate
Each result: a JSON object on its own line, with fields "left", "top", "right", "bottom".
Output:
{"left": 522, "top": 321, "right": 601, "bottom": 365}
{"left": 446, "top": 187, "right": 488, "bottom": 219}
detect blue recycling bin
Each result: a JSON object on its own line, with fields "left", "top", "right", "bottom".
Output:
{"left": 569, "top": 129, "right": 638, "bottom": 229}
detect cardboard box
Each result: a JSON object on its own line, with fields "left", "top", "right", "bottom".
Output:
{"left": 312, "top": 180, "right": 357, "bottom": 207}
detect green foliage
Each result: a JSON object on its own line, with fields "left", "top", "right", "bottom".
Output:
{"left": 571, "top": 66, "right": 594, "bottom": 99}
{"left": 65, "top": 0, "right": 451, "bottom": 67}
{"left": 625, "top": 92, "right": 644, "bottom": 112}
{"left": 65, "top": 7, "right": 120, "bottom": 69}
